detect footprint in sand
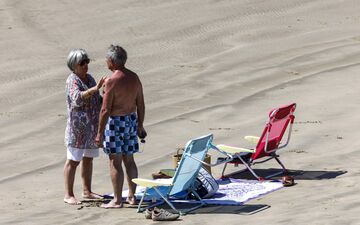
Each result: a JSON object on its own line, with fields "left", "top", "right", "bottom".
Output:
{"left": 209, "top": 127, "right": 232, "bottom": 130}
{"left": 295, "top": 121, "right": 322, "bottom": 124}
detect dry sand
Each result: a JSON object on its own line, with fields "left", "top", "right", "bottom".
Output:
{"left": 0, "top": 0, "right": 359, "bottom": 224}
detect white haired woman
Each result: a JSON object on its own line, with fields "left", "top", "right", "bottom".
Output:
{"left": 64, "top": 49, "right": 106, "bottom": 205}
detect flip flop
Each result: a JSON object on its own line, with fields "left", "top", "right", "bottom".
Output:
{"left": 282, "top": 175, "right": 295, "bottom": 187}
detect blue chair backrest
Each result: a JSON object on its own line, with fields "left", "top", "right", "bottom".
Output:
{"left": 169, "top": 134, "right": 213, "bottom": 196}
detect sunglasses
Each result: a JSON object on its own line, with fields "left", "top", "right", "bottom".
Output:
{"left": 79, "top": 58, "right": 90, "bottom": 66}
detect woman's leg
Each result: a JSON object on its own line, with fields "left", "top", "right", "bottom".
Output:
{"left": 81, "top": 157, "right": 93, "bottom": 197}
{"left": 81, "top": 157, "right": 102, "bottom": 199}
{"left": 64, "top": 159, "right": 81, "bottom": 204}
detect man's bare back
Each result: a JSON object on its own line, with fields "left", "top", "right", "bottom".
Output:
{"left": 103, "top": 68, "right": 142, "bottom": 116}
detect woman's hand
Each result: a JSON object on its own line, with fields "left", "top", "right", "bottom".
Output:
{"left": 96, "top": 76, "right": 107, "bottom": 90}
{"left": 95, "top": 133, "right": 103, "bottom": 148}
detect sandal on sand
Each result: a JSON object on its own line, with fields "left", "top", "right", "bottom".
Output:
{"left": 282, "top": 175, "right": 295, "bottom": 187}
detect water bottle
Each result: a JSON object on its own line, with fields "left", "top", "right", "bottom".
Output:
{"left": 139, "top": 139, "right": 145, "bottom": 153}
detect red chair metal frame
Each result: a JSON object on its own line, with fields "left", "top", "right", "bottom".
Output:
{"left": 218, "top": 103, "right": 296, "bottom": 180}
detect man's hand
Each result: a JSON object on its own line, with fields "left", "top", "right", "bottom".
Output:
{"left": 137, "top": 127, "right": 147, "bottom": 139}
{"left": 95, "top": 133, "right": 103, "bottom": 148}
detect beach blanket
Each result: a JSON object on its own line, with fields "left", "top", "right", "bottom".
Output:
{"left": 201, "top": 178, "right": 283, "bottom": 205}
{"left": 117, "top": 178, "right": 283, "bottom": 205}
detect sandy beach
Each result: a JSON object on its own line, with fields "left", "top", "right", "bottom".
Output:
{"left": 1, "top": 0, "right": 360, "bottom": 224}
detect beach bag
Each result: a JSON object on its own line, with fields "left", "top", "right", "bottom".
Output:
{"left": 193, "top": 167, "right": 219, "bottom": 199}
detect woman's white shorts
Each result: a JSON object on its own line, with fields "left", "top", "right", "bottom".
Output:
{"left": 67, "top": 147, "right": 99, "bottom": 162}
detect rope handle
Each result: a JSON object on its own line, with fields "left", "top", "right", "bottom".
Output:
{"left": 175, "top": 147, "right": 184, "bottom": 157}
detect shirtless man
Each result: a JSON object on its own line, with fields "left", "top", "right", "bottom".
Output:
{"left": 95, "top": 45, "right": 147, "bottom": 208}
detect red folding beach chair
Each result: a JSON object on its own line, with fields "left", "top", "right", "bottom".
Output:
{"left": 217, "top": 103, "right": 296, "bottom": 181}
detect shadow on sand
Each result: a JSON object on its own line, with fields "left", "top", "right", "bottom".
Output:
{"left": 227, "top": 168, "right": 347, "bottom": 180}
{"left": 159, "top": 202, "right": 270, "bottom": 215}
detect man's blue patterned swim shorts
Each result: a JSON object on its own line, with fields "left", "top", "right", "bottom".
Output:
{"left": 103, "top": 113, "right": 139, "bottom": 155}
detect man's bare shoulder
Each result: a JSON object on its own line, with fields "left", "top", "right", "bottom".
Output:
{"left": 125, "top": 70, "right": 139, "bottom": 81}
{"left": 103, "top": 77, "right": 117, "bottom": 91}
{"left": 122, "top": 70, "right": 141, "bottom": 85}
{"left": 127, "top": 70, "right": 141, "bottom": 84}
{"left": 105, "top": 77, "right": 115, "bottom": 85}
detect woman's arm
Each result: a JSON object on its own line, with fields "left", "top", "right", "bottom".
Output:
{"left": 95, "top": 78, "right": 114, "bottom": 147}
{"left": 81, "top": 76, "right": 106, "bottom": 99}
{"left": 67, "top": 76, "right": 84, "bottom": 107}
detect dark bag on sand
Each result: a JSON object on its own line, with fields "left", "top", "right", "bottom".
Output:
{"left": 193, "top": 167, "right": 219, "bottom": 199}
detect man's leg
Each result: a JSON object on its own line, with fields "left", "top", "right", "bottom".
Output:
{"left": 64, "top": 159, "right": 81, "bottom": 204}
{"left": 101, "top": 154, "right": 124, "bottom": 208}
{"left": 123, "top": 154, "right": 138, "bottom": 205}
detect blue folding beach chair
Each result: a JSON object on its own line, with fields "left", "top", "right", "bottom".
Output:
{"left": 132, "top": 134, "right": 214, "bottom": 215}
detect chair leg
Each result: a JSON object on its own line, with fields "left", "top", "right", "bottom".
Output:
{"left": 221, "top": 163, "right": 228, "bottom": 178}
{"left": 226, "top": 154, "right": 288, "bottom": 180}
{"left": 172, "top": 190, "right": 206, "bottom": 215}
{"left": 237, "top": 155, "right": 263, "bottom": 181}
{"left": 263, "top": 155, "right": 287, "bottom": 179}
{"left": 221, "top": 156, "right": 263, "bottom": 180}
{"left": 137, "top": 187, "right": 148, "bottom": 213}
{"left": 274, "top": 155, "right": 287, "bottom": 172}
{"left": 153, "top": 187, "right": 180, "bottom": 214}
{"left": 137, "top": 187, "right": 165, "bottom": 213}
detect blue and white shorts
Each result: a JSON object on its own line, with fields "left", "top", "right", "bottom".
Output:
{"left": 103, "top": 113, "right": 139, "bottom": 155}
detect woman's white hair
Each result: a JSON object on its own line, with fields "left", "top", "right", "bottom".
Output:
{"left": 67, "top": 48, "right": 89, "bottom": 71}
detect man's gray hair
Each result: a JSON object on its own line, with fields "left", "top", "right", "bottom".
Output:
{"left": 106, "top": 44, "right": 127, "bottom": 67}
{"left": 67, "top": 48, "right": 89, "bottom": 71}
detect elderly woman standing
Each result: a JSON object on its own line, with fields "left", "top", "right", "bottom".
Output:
{"left": 64, "top": 49, "right": 105, "bottom": 205}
